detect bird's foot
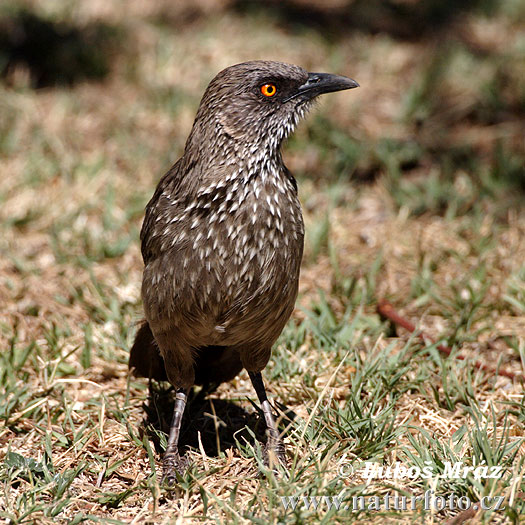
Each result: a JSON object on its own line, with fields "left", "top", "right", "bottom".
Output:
{"left": 262, "top": 437, "right": 287, "bottom": 472}
{"left": 161, "top": 452, "right": 189, "bottom": 486}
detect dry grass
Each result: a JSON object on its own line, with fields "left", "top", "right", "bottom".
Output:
{"left": 1, "top": 0, "right": 525, "bottom": 523}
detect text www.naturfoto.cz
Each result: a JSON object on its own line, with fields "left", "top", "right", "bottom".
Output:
{"left": 280, "top": 490, "right": 506, "bottom": 513}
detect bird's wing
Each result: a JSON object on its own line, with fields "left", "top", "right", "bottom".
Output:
{"left": 140, "top": 159, "right": 187, "bottom": 265}
{"left": 140, "top": 157, "right": 236, "bottom": 265}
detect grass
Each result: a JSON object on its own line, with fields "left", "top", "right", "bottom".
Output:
{"left": 1, "top": 0, "right": 525, "bottom": 523}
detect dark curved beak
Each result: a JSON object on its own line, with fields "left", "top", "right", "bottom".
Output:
{"left": 285, "top": 72, "right": 359, "bottom": 102}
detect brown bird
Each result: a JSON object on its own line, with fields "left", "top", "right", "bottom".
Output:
{"left": 129, "top": 60, "right": 358, "bottom": 483}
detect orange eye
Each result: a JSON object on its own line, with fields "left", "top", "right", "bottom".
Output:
{"left": 261, "top": 83, "right": 277, "bottom": 97}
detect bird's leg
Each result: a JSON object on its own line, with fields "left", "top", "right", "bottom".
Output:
{"left": 162, "top": 387, "right": 189, "bottom": 484}
{"left": 248, "top": 371, "right": 286, "bottom": 468}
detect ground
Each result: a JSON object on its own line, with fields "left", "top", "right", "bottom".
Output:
{"left": 1, "top": 0, "right": 524, "bottom": 523}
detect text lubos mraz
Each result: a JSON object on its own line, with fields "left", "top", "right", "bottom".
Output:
{"left": 361, "top": 461, "right": 504, "bottom": 482}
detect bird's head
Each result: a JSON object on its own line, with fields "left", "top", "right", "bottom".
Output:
{"left": 186, "top": 60, "right": 359, "bottom": 160}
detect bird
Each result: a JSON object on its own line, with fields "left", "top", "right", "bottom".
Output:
{"left": 129, "top": 60, "right": 358, "bottom": 484}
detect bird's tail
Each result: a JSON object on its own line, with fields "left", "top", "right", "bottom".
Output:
{"left": 129, "top": 320, "right": 167, "bottom": 381}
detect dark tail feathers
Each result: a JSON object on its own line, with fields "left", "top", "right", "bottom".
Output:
{"left": 129, "top": 321, "right": 244, "bottom": 386}
{"left": 129, "top": 320, "right": 168, "bottom": 381}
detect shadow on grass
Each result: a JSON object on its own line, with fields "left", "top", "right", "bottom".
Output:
{"left": 0, "top": 9, "right": 123, "bottom": 87}
{"left": 142, "top": 381, "right": 295, "bottom": 459}
{"left": 232, "top": 0, "right": 498, "bottom": 41}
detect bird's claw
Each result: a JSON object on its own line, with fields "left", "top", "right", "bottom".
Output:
{"left": 262, "top": 436, "right": 287, "bottom": 472}
{"left": 161, "top": 452, "right": 189, "bottom": 486}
